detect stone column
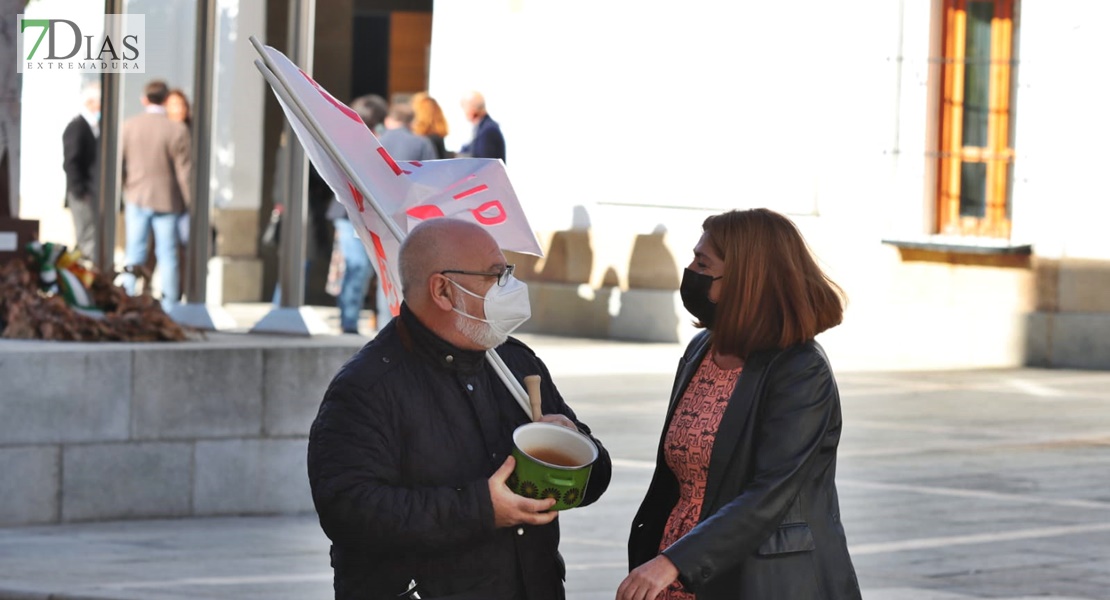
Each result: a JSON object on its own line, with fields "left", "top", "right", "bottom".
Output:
{"left": 207, "top": 0, "right": 267, "bottom": 304}
{"left": 0, "top": 0, "right": 22, "bottom": 218}
{"left": 0, "top": 0, "right": 39, "bottom": 263}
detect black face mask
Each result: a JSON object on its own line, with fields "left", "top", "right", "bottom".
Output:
{"left": 680, "top": 268, "right": 722, "bottom": 328}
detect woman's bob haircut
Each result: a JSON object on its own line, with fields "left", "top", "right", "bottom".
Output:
{"left": 699, "top": 208, "right": 845, "bottom": 358}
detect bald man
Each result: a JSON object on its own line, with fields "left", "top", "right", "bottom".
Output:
{"left": 308, "top": 219, "right": 611, "bottom": 599}
{"left": 459, "top": 91, "right": 506, "bottom": 162}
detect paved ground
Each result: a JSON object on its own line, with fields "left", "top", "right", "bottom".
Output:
{"left": 2, "top": 319, "right": 1109, "bottom": 599}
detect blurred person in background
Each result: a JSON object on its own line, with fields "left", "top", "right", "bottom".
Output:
{"left": 62, "top": 80, "right": 100, "bottom": 262}
{"left": 119, "top": 79, "right": 192, "bottom": 312}
{"left": 324, "top": 94, "right": 389, "bottom": 334}
{"left": 410, "top": 91, "right": 451, "bottom": 160}
{"left": 162, "top": 88, "right": 192, "bottom": 295}
{"left": 459, "top": 91, "right": 505, "bottom": 162}
{"left": 378, "top": 101, "right": 437, "bottom": 163}
{"left": 165, "top": 88, "right": 192, "bottom": 128}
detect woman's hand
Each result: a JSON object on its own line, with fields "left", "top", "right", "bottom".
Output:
{"left": 615, "top": 555, "right": 679, "bottom": 600}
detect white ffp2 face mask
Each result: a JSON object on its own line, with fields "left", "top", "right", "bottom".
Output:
{"left": 449, "top": 274, "right": 532, "bottom": 338}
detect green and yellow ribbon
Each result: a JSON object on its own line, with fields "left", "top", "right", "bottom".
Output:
{"left": 25, "top": 241, "right": 104, "bottom": 318}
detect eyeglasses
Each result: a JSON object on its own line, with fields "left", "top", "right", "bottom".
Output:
{"left": 439, "top": 264, "right": 516, "bottom": 287}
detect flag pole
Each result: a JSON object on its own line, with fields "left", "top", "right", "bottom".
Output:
{"left": 250, "top": 38, "right": 532, "bottom": 416}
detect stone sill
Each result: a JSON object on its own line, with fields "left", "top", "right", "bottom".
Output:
{"left": 882, "top": 236, "right": 1033, "bottom": 256}
{"left": 882, "top": 236, "right": 1033, "bottom": 268}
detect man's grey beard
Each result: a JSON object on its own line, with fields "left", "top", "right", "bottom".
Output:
{"left": 453, "top": 294, "right": 507, "bottom": 349}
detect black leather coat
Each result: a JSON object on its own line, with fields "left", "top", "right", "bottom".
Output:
{"left": 308, "top": 304, "right": 611, "bottom": 599}
{"left": 628, "top": 332, "right": 861, "bottom": 599}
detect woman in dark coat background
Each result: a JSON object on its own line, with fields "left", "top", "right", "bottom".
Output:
{"left": 618, "top": 208, "right": 862, "bottom": 600}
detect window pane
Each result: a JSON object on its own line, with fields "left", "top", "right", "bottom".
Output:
{"left": 960, "top": 161, "right": 987, "bottom": 217}
{"left": 962, "top": 1, "right": 993, "bottom": 148}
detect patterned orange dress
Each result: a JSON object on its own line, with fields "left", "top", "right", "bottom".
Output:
{"left": 657, "top": 350, "right": 743, "bottom": 600}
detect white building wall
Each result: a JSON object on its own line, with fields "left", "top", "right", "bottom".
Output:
{"left": 888, "top": 0, "right": 941, "bottom": 240}
{"left": 1010, "top": 1, "right": 1110, "bottom": 261}
{"left": 1008, "top": 1, "right": 1110, "bottom": 369}
{"left": 430, "top": 0, "right": 901, "bottom": 226}
{"left": 428, "top": 0, "right": 1110, "bottom": 370}
{"left": 429, "top": 0, "right": 988, "bottom": 370}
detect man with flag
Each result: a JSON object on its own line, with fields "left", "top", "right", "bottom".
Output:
{"left": 307, "top": 218, "right": 612, "bottom": 599}
{"left": 251, "top": 39, "right": 610, "bottom": 596}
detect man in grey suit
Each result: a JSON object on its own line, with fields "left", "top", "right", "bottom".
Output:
{"left": 119, "top": 79, "right": 192, "bottom": 312}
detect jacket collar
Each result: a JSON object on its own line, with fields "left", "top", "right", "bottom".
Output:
{"left": 701, "top": 348, "right": 779, "bottom": 513}
{"left": 666, "top": 331, "right": 712, "bottom": 417}
{"left": 399, "top": 302, "right": 487, "bottom": 374}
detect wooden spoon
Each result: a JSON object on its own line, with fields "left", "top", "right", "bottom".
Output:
{"left": 524, "top": 375, "right": 543, "bottom": 422}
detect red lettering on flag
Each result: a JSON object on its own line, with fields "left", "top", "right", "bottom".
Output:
{"left": 453, "top": 184, "right": 489, "bottom": 201}
{"left": 347, "top": 181, "right": 365, "bottom": 212}
{"left": 406, "top": 205, "right": 445, "bottom": 220}
{"left": 471, "top": 201, "right": 508, "bottom": 225}
{"left": 369, "top": 230, "right": 401, "bottom": 316}
{"left": 441, "top": 174, "right": 478, "bottom": 195}
{"left": 299, "top": 69, "right": 363, "bottom": 124}
{"left": 378, "top": 148, "right": 403, "bottom": 176}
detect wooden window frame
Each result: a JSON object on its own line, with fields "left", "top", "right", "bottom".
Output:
{"left": 936, "top": 0, "right": 1016, "bottom": 238}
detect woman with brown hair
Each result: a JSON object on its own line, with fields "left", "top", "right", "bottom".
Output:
{"left": 410, "top": 91, "right": 451, "bottom": 159}
{"left": 165, "top": 89, "right": 191, "bottom": 128}
{"left": 618, "top": 208, "right": 862, "bottom": 600}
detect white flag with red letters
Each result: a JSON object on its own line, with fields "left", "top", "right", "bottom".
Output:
{"left": 254, "top": 42, "right": 542, "bottom": 317}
